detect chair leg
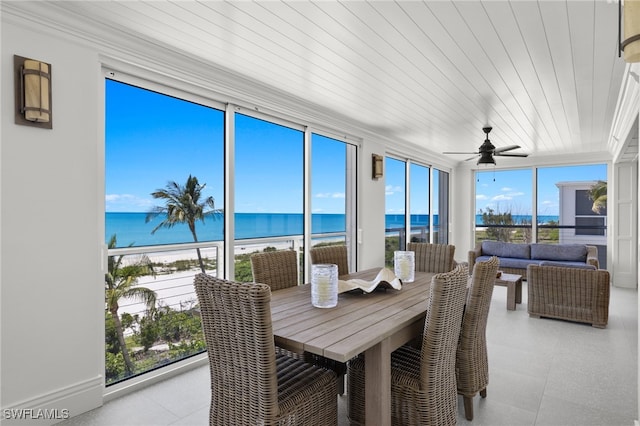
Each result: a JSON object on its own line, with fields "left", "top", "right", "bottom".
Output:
{"left": 480, "top": 388, "right": 487, "bottom": 398}
{"left": 463, "top": 396, "right": 474, "bottom": 421}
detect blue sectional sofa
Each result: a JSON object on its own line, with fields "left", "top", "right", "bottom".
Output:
{"left": 468, "top": 241, "right": 599, "bottom": 279}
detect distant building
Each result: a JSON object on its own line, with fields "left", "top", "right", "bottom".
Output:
{"left": 556, "top": 181, "right": 607, "bottom": 265}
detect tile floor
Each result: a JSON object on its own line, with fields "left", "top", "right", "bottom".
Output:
{"left": 60, "top": 281, "right": 638, "bottom": 426}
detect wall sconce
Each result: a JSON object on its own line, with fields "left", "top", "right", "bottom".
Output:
{"left": 14, "top": 55, "right": 52, "bottom": 129}
{"left": 620, "top": 0, "right": 640, "bottom": 63}
{"left": 372, "top": 154, "right": 383, "bottom": 179}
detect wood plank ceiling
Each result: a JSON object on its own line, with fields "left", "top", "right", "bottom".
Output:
{"left": 6, "top": 1, "right": 629, "bottom": 163}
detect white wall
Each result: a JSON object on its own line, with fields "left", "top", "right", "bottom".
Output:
{"left": 613, "top": 162, "right": 638, "bottom": 288}
{"left": 1, "top": 21, "right": 105, "bottom": 422}
{"left": 450, "top": 166, "right": 475, "bottom": 263}
{"left": 357, "top": 139, "right": 387, "bottom": 270}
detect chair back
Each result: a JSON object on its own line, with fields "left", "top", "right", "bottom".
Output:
{"left": 193, "top": 274, "right": 279, "bottom": 423}
{"left": 250, "top": 250, "right": 299, "bottom": 290}
{"left": 418, "top": 263, "right": 468, "bottom": 422}
{"left": 309, "top": 245, "right": 349, "bottom": 276}
{"left": 457, "top": 256, "right": 500, "bottom": 396}
{"left": 408, "top": 242, "right": 456, "bottom": 273}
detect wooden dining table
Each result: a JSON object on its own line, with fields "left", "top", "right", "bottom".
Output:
{"left": 270, "top": 268, "right": 436, "bottom": 426}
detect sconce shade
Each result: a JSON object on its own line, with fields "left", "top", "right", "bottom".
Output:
{"left": 14, "top": 55, "right": 52, "bottom": 128}
{"left": 623, "top": 0, "right": 640, "bottom": 63}
{"left": 372, "top": 154, "right": 384, "bottom": 179}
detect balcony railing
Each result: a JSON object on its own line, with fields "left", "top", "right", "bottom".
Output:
{"left": 106, "top": 232, "right": 347, "bottom": 385}
{"left": 106, "top": 242, "right": 221, "bottom": 386}
{"left": 385, "top": 226, "right": 436, "bottom": 267}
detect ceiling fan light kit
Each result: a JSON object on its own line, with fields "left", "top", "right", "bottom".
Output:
{"left": 443, "top": 126, "right": 529, "bottom": 165}
{"left": 477, "top": 151, "right": 496, "bottom": 165}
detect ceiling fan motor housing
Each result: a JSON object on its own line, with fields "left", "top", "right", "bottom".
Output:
{"left": 477, "top": 151, "right": 496, "bottom": 165}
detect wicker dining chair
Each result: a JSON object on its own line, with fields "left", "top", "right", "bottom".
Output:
{"left": 250, "top": 249, "right": 299, "bottom": 290}
{"left": 347, "top": 263, "right": 469, "bottom": 426}
{"left": 251, "top": 248, "right": 347, "bottom": 394}
{"left": 456, "top": 255, "right": 500, "bottom": 421}
{"left": 193, "top": 273, "right": 337, "bottom": 426}
{"left": 250, "top": 249, "right": 301, "bottom": 360}
{"left": 309, "top": 244, "right": 350, "bottom": 394}
{"left": 309, "top": 245, "right": 349, "bottom": 276}
{"left": 407, "top": 242, "right": 456, "bottom": 273}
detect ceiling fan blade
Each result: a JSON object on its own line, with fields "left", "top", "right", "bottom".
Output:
{"left": 493, "top": 144, "right": 521, "bottom": 153}
{"left": 494, "top": 152, "right": 529, "bottom": 157}
{"left": 464, "top": 155, "right": 479, "bottom": 161}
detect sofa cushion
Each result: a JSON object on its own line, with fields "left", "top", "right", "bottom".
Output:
{"left": 530, "top": 244, "right": 587, "bottom": 262}
{"left": 476, "top": 255, "right": 540, "bottom": 270}
{"left": 481, "top": 241, "right": 530, "bottom": 259}
{"left": 538, "top": 260, "right": 597, "bottom": 270}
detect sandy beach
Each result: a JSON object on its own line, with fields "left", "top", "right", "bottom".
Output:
{"left": 115, "top": 240, "right": 300, "bottom": 318}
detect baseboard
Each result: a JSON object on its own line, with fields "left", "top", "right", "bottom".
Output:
{"left": 1, "top": 375, "right": 103, "bottom": 425}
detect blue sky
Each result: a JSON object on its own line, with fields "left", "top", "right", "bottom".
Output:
{"left": 106, "top": 79, "right": 606, "bottom": 218}
{"left": 106, "top": 80, "right": 346, "bottom": 214}
{"left": 475, "top": 164, "right": 607, "bottom": 216}
{"left": 384, "top": 157, "right": 607, "bottom": 217}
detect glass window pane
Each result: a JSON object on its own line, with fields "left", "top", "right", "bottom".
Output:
{"left": 311, "top": 134, "right": 348, "bottom": 248}
{"left": 233, "top": 114, "right": 304, "bottom": 283}
{"left": 434, "top": 169, "right": 449, "bottom": 244}
{"left": 385, "top": 157, "right": 406, "bottom": 266}
{"left": 537, "top": 164, "right": 607, "bottom": 267}
{"left": 105, "top": 79, "right": 223, "bottom": 386}
{"left": 311, "top": 134, "right": 346, "bottom": 234}
{"left": 105, "top": 80, "right": 224, "bottom": 248}
{"left": 475, "top": 168, "right": 532, "bottom": 243}
{"left": 409, "top": 163, "right": 429, "bottom": 243}
{"left": 234, "top": 113, "right": 304, "bottom": 239}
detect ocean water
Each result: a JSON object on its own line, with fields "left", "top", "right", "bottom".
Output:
{"left": 475, "top": 214, "right": 558, "bottom": 225}
{"left": 106, "top": 212, "right": 557, "bottom": 248}
{"left": 106, "top": 212, "right": 349, "bottom": 248}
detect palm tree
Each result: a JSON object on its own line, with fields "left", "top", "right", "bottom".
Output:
{"left": 105, "top": 234, "right": 157, "bottom": 376}
{"left": 588, "top": 180, "right": 607, "bottom": 214}
{"left": 146, "top": 175, "right": 221, "bottom": 273}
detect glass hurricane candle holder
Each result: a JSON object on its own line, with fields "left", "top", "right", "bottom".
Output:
{"left": 394, "top": 250, "right": 415, "bottom": 283}
{"left": 311, "top": 264, "right": 338, "bottom": 308}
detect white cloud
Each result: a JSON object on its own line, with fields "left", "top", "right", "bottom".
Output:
{"left": 315, "top": 192, "right": 345, "bottom": 199}
{"left": 105, "top": 194, "right": 154, "bottom": 211}
{"left": 492, "top": 194, "right": 512, "bottom": 201}
{"left": 476, "top": 194, "right": 488, "bottom": 200}
{"left": 105, "top": 193, "right": 135, "bottom": 202}
{"left": 385, "top": 185, "right": 402, "bottom": 196}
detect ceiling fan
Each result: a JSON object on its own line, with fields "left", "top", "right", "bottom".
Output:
{"left": 443, "top": 127, "right": 529, "bottom": 165}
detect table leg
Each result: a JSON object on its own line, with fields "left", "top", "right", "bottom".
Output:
{"left": 365, "top": 338, "right": 391, "bottom": 426}
{"left": 515, "top": 278, "right": 522, "bottom": 304}
{"left": 506, "top": 281, "right": 515, "bottom": 310}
